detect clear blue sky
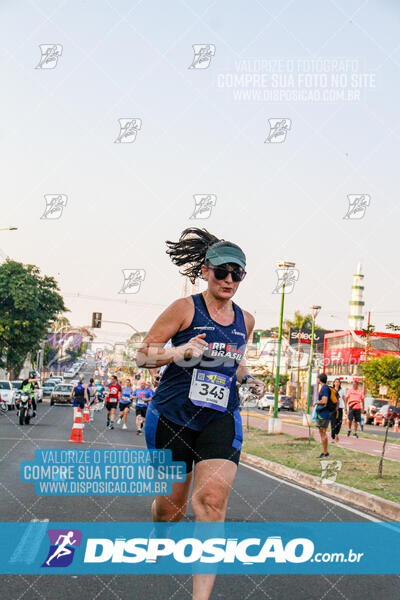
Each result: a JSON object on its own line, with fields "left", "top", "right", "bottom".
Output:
{"left": 1, "top": 0, "right": 399, "bottom": 342}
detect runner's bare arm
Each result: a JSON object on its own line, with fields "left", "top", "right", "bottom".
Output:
{"left": 235, "top": 312, "right": 265, "bottom": 397}
{"left": 236, "top": 311, "right": 255, "bottom": 383}
{"left": 135, "top": 297, "right": 207, "bottom": 368}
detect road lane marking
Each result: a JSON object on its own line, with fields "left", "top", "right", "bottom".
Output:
{"left": 10, "top": 519, "right": 49, "bottom": 564}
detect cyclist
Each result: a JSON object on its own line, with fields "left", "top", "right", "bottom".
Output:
{"left": 132, "top": 380, "right": 152, "bottom": 435}
{"left": 106, "top": 375, "right": 121, "bottom": 429}
{"left": 136, "top": 227, "right": 265, "bottom": 600}
{"left": 117, "top": 378, "right": 133, "bottom": 430}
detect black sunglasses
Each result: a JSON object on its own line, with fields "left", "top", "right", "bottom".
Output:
{"left": 207, "top": 265, "right": 246, "bottom": 282}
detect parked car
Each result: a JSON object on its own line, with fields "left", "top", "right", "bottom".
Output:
{"left": 50, "top": 384, "right": 74, "bottom": 406}
{"left": 49, "top": 376, "right": 63, "bottom": 384}
{"left": 0, "top": 380, "right": 15, "bottom": 410}
{"left": 374, "top": 404, "right": 390, "bottom": 426}
{"left": 365, "top": 398, "right": 388, "bottom": 424}
{"left": 279, "top": 395, "right": 295, "bottom": 411}
{"left": 11, "top": 380, "right": 23, "bottom": 392}
{"left": 42, "top": 381, "right": 57, "bottom": 398}
{"left": 63, "top": 369, "right": 77, "bottom": 378}
{"left": 33, "top": 383, "right": 43, "bottom": 403}
{"left": 257, "top": 393, "right": 278, "bottom": 410}
{"left": 377, "top": 405, "right": 400, "bottom": 427}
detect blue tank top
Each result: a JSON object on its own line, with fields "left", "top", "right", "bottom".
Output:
{"left": 121, "top": 386, "right": 132, "bottom": 403}
{"left": 74, "top": 383, "right": 85, "bottom": 399}
{"left": 151, "top": 293, "right": 247, "bottom": 431}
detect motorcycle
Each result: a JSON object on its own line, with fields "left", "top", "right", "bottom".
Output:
{"left": 16, "top": 392, "right": 34, "bottom": 425}
{"left": 0, "top": 394, "right": 7, "bottom": 414}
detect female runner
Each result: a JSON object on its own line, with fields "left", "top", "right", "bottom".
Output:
{"left": 137, "top": 228, "right": 265, "bottom": 600}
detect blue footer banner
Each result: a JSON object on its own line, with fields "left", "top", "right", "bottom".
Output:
{"left": 1, "top": 522, "right": 399, "bottom": 574}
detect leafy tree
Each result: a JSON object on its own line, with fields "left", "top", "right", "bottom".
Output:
{"left": 361, "top": 354, "right": 400, "bottom": 401}
{"left": 270, "top": 310, "right": 317, "bottom": 337}
{"left": 285, "top": 310, "right": 314, "bottom": 332}
{"left": 50, "top": 316, "right": 71, "bottom": 331}
{"left": 0, "top": 260, "right": 67, "bottom": 379}
{"left": 386, "top": 322, "right": 400, "bottom": 333}
{"left": 361, "top": 355, "right": 400, "bottom": 477}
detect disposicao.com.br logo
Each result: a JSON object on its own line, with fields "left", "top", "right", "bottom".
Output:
{"left": 3, "top": 522, "right": 390, "bottom": 575}
{"left": 81, "top": 534, "right": 365, "bottom": 569}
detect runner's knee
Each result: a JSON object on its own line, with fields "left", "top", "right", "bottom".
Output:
{"left": 153, "top": 497, "right": 187, "bottom": 522}
{"left": 191, "top": 491, "right": 226, "bottom": 521}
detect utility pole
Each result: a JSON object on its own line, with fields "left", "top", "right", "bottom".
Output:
{"left": 296, "top": 320, "right": 306, "bottom": 411}
{"left": 363, "top": 311, "right": 373, "bottom": 395}
{"left": 365, "top": 311, "right": 371, "bottom": 361}
{"left": 306, "top": 306, "right": 321, "bottom": 415}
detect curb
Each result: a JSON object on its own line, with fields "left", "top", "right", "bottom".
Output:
{"left": 240, "top": 452, "right": 400, "bottom": 521}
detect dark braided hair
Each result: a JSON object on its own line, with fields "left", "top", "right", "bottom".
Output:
{"left": 166, "top": 228, "right": 223, "bottom": 283}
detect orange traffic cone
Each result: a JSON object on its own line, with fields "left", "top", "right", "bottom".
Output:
{"left": 69, "top": 408, "right": 84, "bottom": 443}
{"left": 83, "top": 404, "right": 90, "bottom": 423}
{"left": 394, "top": 417, "right": 399, "bottom": 433}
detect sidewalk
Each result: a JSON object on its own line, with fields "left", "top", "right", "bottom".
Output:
{"left": 242, "top": 411, "right": 400, "bottom": 462}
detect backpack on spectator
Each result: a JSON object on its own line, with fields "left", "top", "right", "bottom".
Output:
{"left": 327, "top": 386, "right": 338, "bottom": 413}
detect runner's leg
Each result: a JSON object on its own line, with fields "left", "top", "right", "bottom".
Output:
{"left": 191, "top": 459, "right": 237, "bottom": 600}
{"left": 347, "top": 417, "right": 353, "bottom": 434}
{"left": 318, "top": 427, "right": 328, "bottom": 454}
{"left": 152, "top": 476, "right": 192, "bottom": 522}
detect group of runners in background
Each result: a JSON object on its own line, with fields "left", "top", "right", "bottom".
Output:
{"left": 71, "top": 375, "right": 155, "bottom": 433}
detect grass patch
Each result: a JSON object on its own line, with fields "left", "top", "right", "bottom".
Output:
{"left": 242, "top": 427, "right": 400, "bottom": 504}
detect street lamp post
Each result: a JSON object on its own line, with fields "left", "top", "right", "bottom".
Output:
{"left": 270, "top": 261, "right": 296, "bottom": 433}
{"left": 306, "top": 305, "right": 321, "bottom": 416}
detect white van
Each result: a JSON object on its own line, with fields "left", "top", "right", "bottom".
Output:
{"left": 0, "top": 380, "right": 15, "bottom": 409}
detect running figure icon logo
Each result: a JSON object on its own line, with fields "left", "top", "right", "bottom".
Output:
{"left": 190, "top": 195, "right": 217, "bottom": 219}
{"left": 188, "top": 44, "right": 216, "bottom": 69}
{"left": 114, "top": 118, "right": 142, "bottom": 143}
{"left": 35, "top": 44, "right": 63, "bottom": 69}
{"left": 272, "top": 268, "right": 299, "bottom": 294}
{"left": 264, "top": 118, "right": 291, "bottom": 143}
{"left": 41, "top": 194, "right": 68, "bottom": 220}
{"left": 343, "top": 194, "right": 371, "bottom": 220}
{"left": 119, "top": 269, "right": 146, "bottom": 294}
{"left": 42, "top": 529, "right": 82, "bottom": 567}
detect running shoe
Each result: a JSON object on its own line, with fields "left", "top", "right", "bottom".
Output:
{"left": 347, "top": 430, "right": 351, "bottom": 437}
{"left": 353, "top": 432, "right": 358, "bottom": 438}
{"left": 122, "top": 424, "right": 127, "bottom": 430}
{"left": 117, "top": 418, "right": 122, "bottom": 425}
{"left": 108, "top": 424, "right": 114, "bottom": 430}
{"left": 318, "top": 453, "right": 330, "bottom": 458}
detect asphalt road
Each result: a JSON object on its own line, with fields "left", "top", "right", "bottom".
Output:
{"left": 0, "top": 363, "right": 399, "bottom": 599}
